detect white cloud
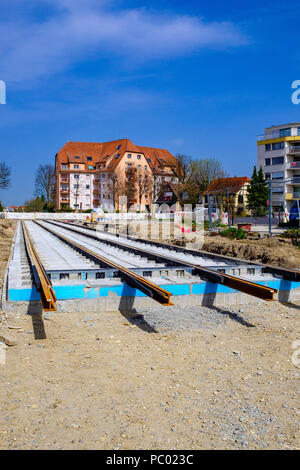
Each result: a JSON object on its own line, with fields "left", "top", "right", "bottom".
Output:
{"left": 0, "top": 1, "right": 249, "bottom": 83}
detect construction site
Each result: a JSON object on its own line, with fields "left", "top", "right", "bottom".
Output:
{"left": 0, "top": 215, "right": 299, "bottom": 450}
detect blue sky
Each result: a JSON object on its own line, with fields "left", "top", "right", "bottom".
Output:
{"left": 0, "top": 0, "right": 300, "bottom": 205}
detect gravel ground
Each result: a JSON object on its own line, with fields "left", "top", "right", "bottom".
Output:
{"left": 0, "top": 220, "right": 299, "bottom": 450}
{"left": 0, "top": 300, "right": 299, "bottom": 450}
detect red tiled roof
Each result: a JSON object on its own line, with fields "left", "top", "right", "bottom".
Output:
{"left": 203, "top": 177, "right": 250, "bottom": 195}
{"left": 56, "top": 139, "right": 177, "bottom": 174}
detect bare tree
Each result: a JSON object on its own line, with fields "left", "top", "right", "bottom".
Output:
{"left": 136, "top": 172, "right": 151, "bottom": 208}
{"left": 70, "top": 175, "right": 84, "bottom": 210}
{"left": 0, "top": 162, "right": 11, "bottom": 189}
{"left": 171, "top": 154, "right": 191, "bottom": 205}
{"left": 34, "top": 164, "right": 55, "bottom": 203}
{"left": 185, "top": 158, "right": 228, "bottom": 205}
{"left": 124, "top": 166, "right": 137, "bottom": 210}
{"left": 106, "top": 174, "right": 124, "bottom": 210}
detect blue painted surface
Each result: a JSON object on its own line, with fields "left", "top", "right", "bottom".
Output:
{"left": 8, "top": 278, "right": 300, "bottom": 302}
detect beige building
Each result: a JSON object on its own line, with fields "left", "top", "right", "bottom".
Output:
{"left": 55, "top": 139, "right": 178, "bottom": 211}
{"left": 204, "top": 177, "right": 251, "bottom": 216}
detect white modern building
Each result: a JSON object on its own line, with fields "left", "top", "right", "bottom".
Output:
{"left": 257, "top": 123, "right": 300, "bottom": 216}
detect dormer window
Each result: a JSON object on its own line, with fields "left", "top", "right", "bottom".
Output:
{"left": 117, "top": 145, "right": 121, "bottom": 150}
{"left": 74, "top": 156, "right": 80, "bottom": 159}
{"left": 87, "top": 156, "right": 92, "bottom": 161}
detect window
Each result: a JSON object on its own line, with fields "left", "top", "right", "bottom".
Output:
{"left": 87, "top": 156, "right": 92, "bottom": 161}
{"left": 147, "top": 158, "right": 151, "bottom": 162}
{"left": 127, "top": 154, "right": 132, "bottom": 158}
{"left": 297, "top": 127, "right": 300, "bottom": 136}
{"left": 74, "top": 184, "right": 79, "bottom": 189}
{"left": 61, "top": 164, "right": 68, "bottom": 169}
{"left": 86, "top": 184, "right": 90, "bottom": 189}
{"left": 102, "top": 174, "right": 105, "bottom": 178}
{"left": 280, "top": 128, "right": 291, "bottom": 137}
{"left": 144, "top": 165, "right": 147, "bottom": 170}
{"left": 88, "top": 165, "right": 94, "bottom": 170}
{"left": 74, "top": 165, "right": 79, "bottom": 169}
{"left": 272, "top": 186, "right": 284, "bottom": 193}
{"left": 265, "top": 158, "right": 271, "bottom": 166}
{"left": 272, "top": 142, "right": 284, "bottom": 150}
{"left": 272, "top": 171, "right": 284, "bottom": 180}
{"left": 238, "top": 195, "right": 243, "bottom": 204}
{"left": 74, "top": 174, "right": 79, "bottom": 179}
{"left": 272, "top": 156, "right": 284, "bottom": 165}
{"left": 265, "top": 144, "right": 271, "bottom": 151}
{"left": 265, "top": 173, "right": 270, "bottom": 180}
{"left": 117, "top": 145, "right": 121, "bottom": 150}
{"left": 137, "top": 155, "right": 141, "bottom": 160}
{"left": 74, "top": 155, "right": 80, "bottom": 159}
{"left": 115, "top": 154, "right": 120, "bottom": 159}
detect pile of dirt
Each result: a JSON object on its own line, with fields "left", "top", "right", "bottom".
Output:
{"left": 200, "top": 235, "right": 300, "bottom": 269}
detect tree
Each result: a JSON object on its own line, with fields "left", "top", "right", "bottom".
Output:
{"left": 0, "top": 162, "right": 11, "bottom": 189}
{"left": 186, "top": 158, "right": 227, "bottom": 204}
{"left": 124, "top": 166, "right": 137, "bottom": 210}
{"left": 106, "top": 174, "right": 124, "bottom": 210}
{"left": 246, "top": 166, "right": 268, "bottom": 216}
{"left": 24, "top": 197, "right": 45, "bottom": 212}
{"left": 34, "top": 164, "right": 55, "bottom": 204}
{"left": 171, "top": 154, "right": 191, "bottom": 205}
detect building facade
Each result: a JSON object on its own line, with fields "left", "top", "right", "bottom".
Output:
{"left": 257, "top": 123, "right": 300, "bottom": 215}
{"left": 55, "top": 139, "right": 178, "bottom": 211}
{"left": 203, "top": 177, "right": 251, "bottom": 216}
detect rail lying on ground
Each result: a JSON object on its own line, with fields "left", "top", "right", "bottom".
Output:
{"left": 33, "top": 221, "right": 173, "bottom": 306}
{"left": 21, "top": 221, "right": 57, "bottom": 311}
{"left": 41, "top": 220, "right": 277, "bottom": 302}
{"left": 63, "top": 220, "right": 300, "bottom": 282}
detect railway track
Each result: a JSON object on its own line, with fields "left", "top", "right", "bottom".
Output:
{"left": 23, "top": 221, "right": 173, "bottom": 307}
{"left": 62, "top": 220, "right": 300, "bottom": 282}
{"left": 21, "top": 221, "right": 57, "bottom": 311}
{"left": 36, "top": 220, "right": 278, "bottom": 302}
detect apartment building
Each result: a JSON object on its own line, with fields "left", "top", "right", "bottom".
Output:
{"left": 257, "top": 123, "right": 300, "bottom": 215}
{"left": 55, "top": 139, "right": 178, "bottom": 211}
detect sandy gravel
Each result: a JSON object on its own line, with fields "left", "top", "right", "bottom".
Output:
{"left": 0, "top": 220, "right": 299, "bottom": 450}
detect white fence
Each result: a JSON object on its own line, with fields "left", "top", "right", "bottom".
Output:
{"left": 0, "top": 212, "right": 148, "bottom": 221}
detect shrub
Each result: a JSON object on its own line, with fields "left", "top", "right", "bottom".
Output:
{"left": 220, "top": 227, "right": 246, "bottom": 240}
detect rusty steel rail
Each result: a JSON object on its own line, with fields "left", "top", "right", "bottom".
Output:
{"left": 34, "top": 221, "right": 173, "bottom": 306}
{"left": 22, "top": 221, "right": 57, "bottom": 311}
{"left": 61, "top": 220, "right": 300, "bottom": 282}
{"left": 43, "top": 220, "right": 277, "bottom": 302}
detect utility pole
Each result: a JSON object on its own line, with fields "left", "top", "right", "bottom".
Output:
{"left": 225, "top": 187, "right": 231, "bottom": 229}
{"left": 268, "top": 179, "right": 272, "bottom": 235}
{"left": 207, "top": 192, "right": 213, "bottom": 230}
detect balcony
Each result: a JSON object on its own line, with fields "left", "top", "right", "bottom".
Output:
{"left": 257, "top": 130, "right": 283, "bottom": 141}
{"left": 289, "top": 177, "right": 300, "bottom": 185}
{"left": 288, "top": 161, "right": 300, "bottom": 169}
{"left": 287, "top": 146, "right": 300, "bottom": 155}
{"left": 285, "top": 193, "right": 300, "bottom": 200}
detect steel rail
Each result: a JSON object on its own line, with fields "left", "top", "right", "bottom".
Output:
{"left": 33, "top": 221, "right": 173, "bottom": 306}
{"left": 22, "top": 221, "right": 57, "bottom": 311}
{"left": 67, "top": 220, "right": 300, "bottom": 282}
{"left": 61, "top": 220, "right": 300, "bottom": 282}
{"left": 44, "top": 220, "right": 277, "bottom": 302}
